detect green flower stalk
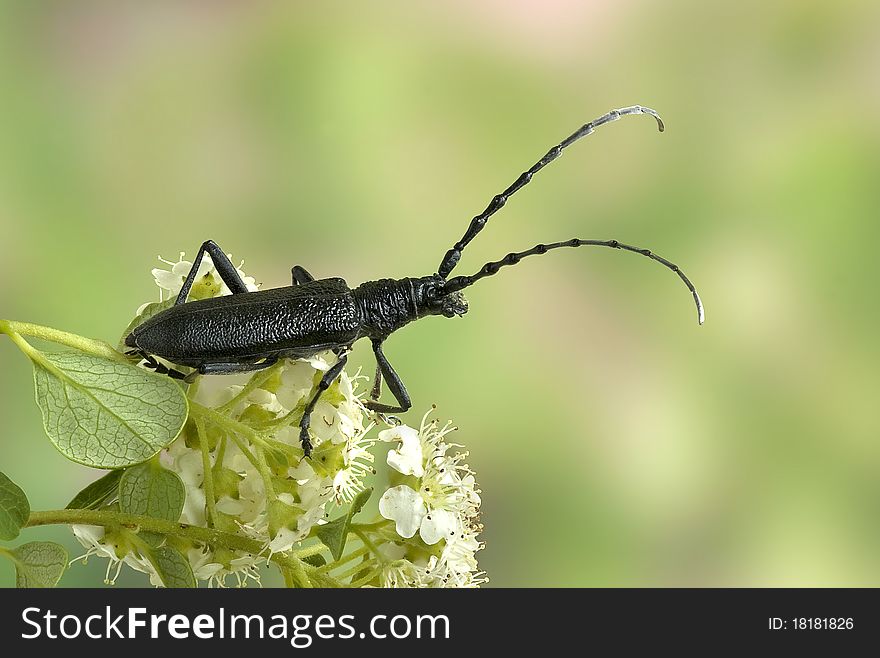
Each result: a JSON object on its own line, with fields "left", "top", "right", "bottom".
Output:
{"left": 0, "top": 250, "right": 485, "bottom": 588}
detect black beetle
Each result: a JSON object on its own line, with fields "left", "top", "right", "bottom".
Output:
{"left": 124, "top": 105, "right": 703, "bottom": 456}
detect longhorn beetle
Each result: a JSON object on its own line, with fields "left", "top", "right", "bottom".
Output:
{"left": 124, "top": 105, "right": 704, "bottom": 457}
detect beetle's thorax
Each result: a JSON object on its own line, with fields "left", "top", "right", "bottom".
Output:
{"left": 353, "top": 276, "right": 447, "bottom": 338}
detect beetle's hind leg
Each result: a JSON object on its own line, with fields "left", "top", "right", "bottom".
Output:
{"left": 194, "top": 358, "right": 279, "bottom": 380}
{"left": 125, "top": 350, "right": 191, "bottom": 381}
{"left": 291, "top": 265, "right": 315, "bottom": 285}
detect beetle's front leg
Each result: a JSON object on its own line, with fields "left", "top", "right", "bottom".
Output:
{"left": 370, "top": 365, "right": 383, "bottom": 401}
{"left": 363, "top": 339, "right": 412, "bottom": 414}
{"left": 299, "top": 354, "right": 348, "bottom": 457}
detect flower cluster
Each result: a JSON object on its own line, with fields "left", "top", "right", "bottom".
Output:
{"left": 375, "top": 413, "right": 486, "bottom": 587}
{"left": 71, "top": 251, "right": 485, "bottom": 588}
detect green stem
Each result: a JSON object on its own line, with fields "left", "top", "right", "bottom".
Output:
{"left": 190, "top": 403, "right": 263, "bottom": 474}
{"left": 191, "top": 402, "right": 283, "bottom": 501}
{"left": 256, "top": 400, "right": 305, "bottom": 430}
{"left": 336, "top": 557, "right": 377, "bottom": 582}
{"left": 29, "top": 509, "right": 258, "bottom": 553}
{"left": 316, "top": 544, "right": 371, "bottom": 574}
{"left": 349, "top": 566, "right": 382, "bottom": 588}
{"left": 191, "top": 402, "right": 275, "bottom": 452}
{"left": 225, "top": 432, "right": 261, "bottom": 473}
{"left": 217, "top": 362, "right": 283, "bottom": 414}
{"left": 354, "top": 528, "right": 387, "bottom": 565}
{"left": 194, "top": 417, "right": 217, "bottom": 528}
{"left": 215, "top": 434, "right": 228, "bottom": 470}
{"left": 351, "top": 519, "right": 393, "bottom": 534}
{"left": 291, "top": 558, "right": 313, "bottom": 589}
{"left": 0, "top": 320, "right": 122, "bottom": 361}
{"left": 25, "top": 509, "right": 340, "bottom": 586}
{"left": 253, "top": 445, "right": 277, "bottom": 500}
{"left": 0, "top": 546, "right": 19, "bottom": 566}
{"left": 291, "top": 542, "right": 329, "bottom": 559}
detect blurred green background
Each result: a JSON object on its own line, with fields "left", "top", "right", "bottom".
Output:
{"left": 1, "top": 0, "right": 879, "bottom": 587}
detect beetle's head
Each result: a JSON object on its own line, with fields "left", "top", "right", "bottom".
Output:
{"left": 418, "top": 277, "right": 469, "bottom": 318}
{"left": 434, "top": 289, "right": 469, "bottom": 318}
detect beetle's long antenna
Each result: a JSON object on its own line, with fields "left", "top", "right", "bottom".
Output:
{"left": 444, "top": 238, "right": 704, "bottom": 325}
{"left": 436, "top": 105, "right": 664, "bottom": 279}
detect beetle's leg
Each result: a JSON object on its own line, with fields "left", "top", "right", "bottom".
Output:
{"left": 363, "top": 339, "right": 412, "bottom": 414}
{"left": 125, "top": 350, "right": 191, "bottom": 381}
{"left": 369, "top": 365, "right": 383, "bottom": 401}
{"left": 188, "top": 357, "right": 279, "bottom": 383}
{"left": 299, "top": 354, "right": 348, "bottom": 457}
{"left": 176, "top": 240, "right": 251, "bottom": 305}
{"left": 291, "top": 265, "right": 315, "bottom": 286}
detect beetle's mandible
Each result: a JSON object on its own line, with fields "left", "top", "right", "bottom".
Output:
{"left": 124, "top": 105, "right": 704, "bottom": 457}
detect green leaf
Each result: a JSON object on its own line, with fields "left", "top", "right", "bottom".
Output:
{"left": 316, "top": 488, "right": 372, "bottom": 561}
{"left": 0, "top": 472, "right": 30, "bottom": 541}
{"left": 119, "top": 461, "right": 185, "bottom": 523}
{"left": 66, "top": 470, "right": 123, "bottom": 510}
{"left": 13, "top": 542, "right": 68, "bottom": 588}
{"left": 151, "top": 546, "right": 196, "bottom": 588}
{"left": 31, "top": 350, "right": 188, "bottom": 468}
{"left": 117, "top": 300, "right": 176, "bottom": 352}
{"left": 138, "top": 531, "right": 166, "bottom": 548}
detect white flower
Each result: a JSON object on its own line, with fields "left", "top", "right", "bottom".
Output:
{"left": 333, "top": 423, "right": 376, "bottom": 504}
{"left": 374, "top": 410, "right": 486, "bottom": 587}
{"left": 188, "top": 547, "right": 263, "bottom": 588}
{"left": 379, "top": 485, "right": 427, "bottom": 539}
{"left": 380, "top": 425, "right": 424, "bottom": 477}
{"left": 381, "top": 558, "right": 423, "bottom": 588}
{"left": 70, "top": 525, "right": 128, "bottom": 586}
{"left": 161, "top": 441, "right": 206, "bottom": 527}
{"left": 419, "top": 508, "right": 460, "bottom": 545}
{"left": 378, "top": 411, "right": 481, "bottom": 545}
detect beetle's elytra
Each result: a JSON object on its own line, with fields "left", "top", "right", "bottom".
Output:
{"left": 125, "top": 105, "right": 704, "bottom": 457}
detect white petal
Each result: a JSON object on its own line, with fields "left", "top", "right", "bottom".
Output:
{"left": 236, "top": 269, "right": 259, "bottom": 292}
{"left": 171, "top": 259, "right": 194, "bottom": 277}
{"left": 215, "top": 497, "right": 244, "bottom": 515}
{"left": 280, "top": 361, "right": 318, "bottom": 397}
{"left": 306, "top": 354, "right": 332, "bottom": 371}
{"left": 152, "top": 269, "right": 184, "bottom": 293}
{"left": 195, "top": 255, "right": 214, "bottom": 278}
{"left": 379, "top": 485, "right": 426, "bottom": 539}
{"left": 419, "top": 508, "right": 458, "bottom": 545}
{"left": 377, "top": 542, "right": 407, "bottom": 561}
{"left": 194, "top": 562, "right": 224, "bottom": 579}
{"left": 290, "top": 459, "right": 317, "bottom": 482}
{"left": 276, "top": 386, "right": 307, "bottom": 412}
{"left": 71, "top": 524, "right": 105, "bottom": 549}
{"left": 269, "top": 526, "right": 301, "bottom": 554}
{"left": 380, "top": 425, "right": 424, "bottom": 477}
